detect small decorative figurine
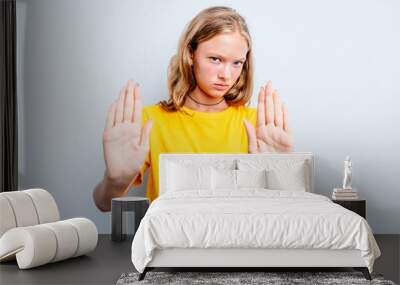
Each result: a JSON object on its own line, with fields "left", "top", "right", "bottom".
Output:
{"left": 342, "top": 155, "right": 352, "bottom": 190}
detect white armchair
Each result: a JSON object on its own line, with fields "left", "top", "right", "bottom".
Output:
{"left": 0, "top": 188, "right": 98, "bottom": 269}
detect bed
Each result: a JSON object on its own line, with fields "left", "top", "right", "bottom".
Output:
{"left": 131, "top": 153, "right": 381, "bottom": 281}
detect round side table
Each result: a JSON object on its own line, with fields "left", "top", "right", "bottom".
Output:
{"left": 111, "top": 196, "right": 149, "bottom": 242}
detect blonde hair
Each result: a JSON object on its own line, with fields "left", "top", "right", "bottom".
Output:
{"left": 159, "top": 6, "right": 254, "bottom": 112}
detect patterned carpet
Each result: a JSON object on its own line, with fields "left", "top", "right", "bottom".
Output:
{"left": 116, "top": 271, "right": 397, "bottom": 285}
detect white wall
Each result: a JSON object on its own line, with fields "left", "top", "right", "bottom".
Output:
{"left": 16, "top": 0, "right": 400, "bottom": 234}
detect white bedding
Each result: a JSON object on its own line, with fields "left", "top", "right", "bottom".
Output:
{"left": 131, "top": 189, "right": 381, "bottom": 273}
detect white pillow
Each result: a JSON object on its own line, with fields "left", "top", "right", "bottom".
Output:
{"left": 166, "top": 161, "right": 212, "bottom": 191}
{"left": 236, "top": 169, "right": 268, "bottom": 188}
{"left": 211, "top": 168, "right": 268, "bottom": 190}
{"left": 237, "top": 159, "right": 309, "bottom": 191}
{"left": 212, "top": 168, "right": 237, "bottom": 190}
{"left": 266, "top": 168, "right": 306, "bottom": 191}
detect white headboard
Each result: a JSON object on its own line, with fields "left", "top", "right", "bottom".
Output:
{"left": 159, "top": 153, "right": 314, "bottom": 195}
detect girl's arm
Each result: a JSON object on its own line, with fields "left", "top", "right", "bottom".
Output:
{"left": 93, "top": 170, "right": 140, "bottom": 212}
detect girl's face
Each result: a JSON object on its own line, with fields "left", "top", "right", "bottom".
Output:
{"left": 190, "top": 31, "right": 248, "bottom": 98}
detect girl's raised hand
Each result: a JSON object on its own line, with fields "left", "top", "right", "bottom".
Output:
{"left": 102, "top": 80, "right": 153, "bottom": 185}
{"left": 243, "top": 81, "right": 293, "bottom": 153}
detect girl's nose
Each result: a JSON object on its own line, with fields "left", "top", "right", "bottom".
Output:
{"left": 218, "top": 64, "right": 232, "bottom": 80}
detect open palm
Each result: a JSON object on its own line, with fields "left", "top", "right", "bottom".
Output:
{"left": 244, "top": 81, "right": 293, "bottom": 153}
{"left": 103, "top": 80, "right": 153, "bottom": 183}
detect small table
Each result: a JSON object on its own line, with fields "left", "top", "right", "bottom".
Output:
{"left": 111, "top": 196, "right": 149, "bottom": 242}
{"left": 332, "top": 199, "right": 366, "bottom": 219}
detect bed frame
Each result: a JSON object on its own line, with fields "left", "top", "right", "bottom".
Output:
{"left": 138, "top": 153, "right": 372, "bottom": 281}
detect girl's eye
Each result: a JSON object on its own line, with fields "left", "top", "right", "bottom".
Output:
{"left": 209, "top": 57, "right": 244, "bottom": 66}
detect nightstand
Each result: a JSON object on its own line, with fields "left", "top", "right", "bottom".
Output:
{"left": 332, "top": 199, "right": 366, "bottom": 219}
{"left": 111, "top": 197, "right": 149, "bottom": 242}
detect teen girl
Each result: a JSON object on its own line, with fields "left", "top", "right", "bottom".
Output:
{"left": 94, "top": 6, "right": 293, "bottom": 211}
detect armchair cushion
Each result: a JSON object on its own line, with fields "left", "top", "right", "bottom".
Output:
{"left": 0, "top": 189, "right": 97, "bottom": 269}
{"left": 0, "top": 218, "right": 97, "bottom": 269}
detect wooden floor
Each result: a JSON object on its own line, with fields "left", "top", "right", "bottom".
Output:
{"left": 0, "top": 234, "right": 398, "bottom": 285}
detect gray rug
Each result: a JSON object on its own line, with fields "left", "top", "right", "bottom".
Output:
{"left": 116, "top": 271, "right": 397, "bottom": 285}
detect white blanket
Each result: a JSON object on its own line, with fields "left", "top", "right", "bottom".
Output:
{"left": 131, "top": 189, "right": 381, "bottom": 273}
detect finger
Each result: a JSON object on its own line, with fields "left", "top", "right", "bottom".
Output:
{"left": 282, "top": 103, "right": 290, "bottom": 133}
{"left": 133, "top": 83, "right": 142, "bottom": 124}
{"left": 115, "top": 85, "right": 127, "bottom": 124}
{"left": 124, "top": 80, "right": 135, "bottom": 123}
{"left": 265, "top": 81, "right": 274, "bottom": 125}
{"left": 273, "top": 90, "right": 283, "bottom": 128}
{"left": 140, "top": 120, "right": 154, "bottom": 147}
{"left": 105, "top": 101, "right": 117, "bottom": 130}
{"left": 243, "top": 119, "right": 258, "bottom": 154}
{"left": 256, "top": 87, "right": 266, "bottom": 128}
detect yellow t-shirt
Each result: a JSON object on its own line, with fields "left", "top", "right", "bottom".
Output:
{"left": 131, "top": 104, "right": 257, "bottom": 202}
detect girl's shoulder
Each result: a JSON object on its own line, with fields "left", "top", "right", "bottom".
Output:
{"left": 235, "top": 104, "right": 256, "bottom": 117}
{"left": 142, "top": 104, "right": 168, "bottom": 117}
{"left": 234, "top": 105, "right": 257, "bottom": 126}
{"left": 143, "top": 104, "right": 161, "bottom": 112}
{"left": 142, "top": 104, "right": 183, "bottom": 122}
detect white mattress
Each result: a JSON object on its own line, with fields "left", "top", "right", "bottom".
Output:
{"left": 131, "top": 189, "right": 381, "bottom": 273}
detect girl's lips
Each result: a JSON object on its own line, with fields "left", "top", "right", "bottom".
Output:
{"left": 213, "top": 84, "right": 229, "bottom": 90}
